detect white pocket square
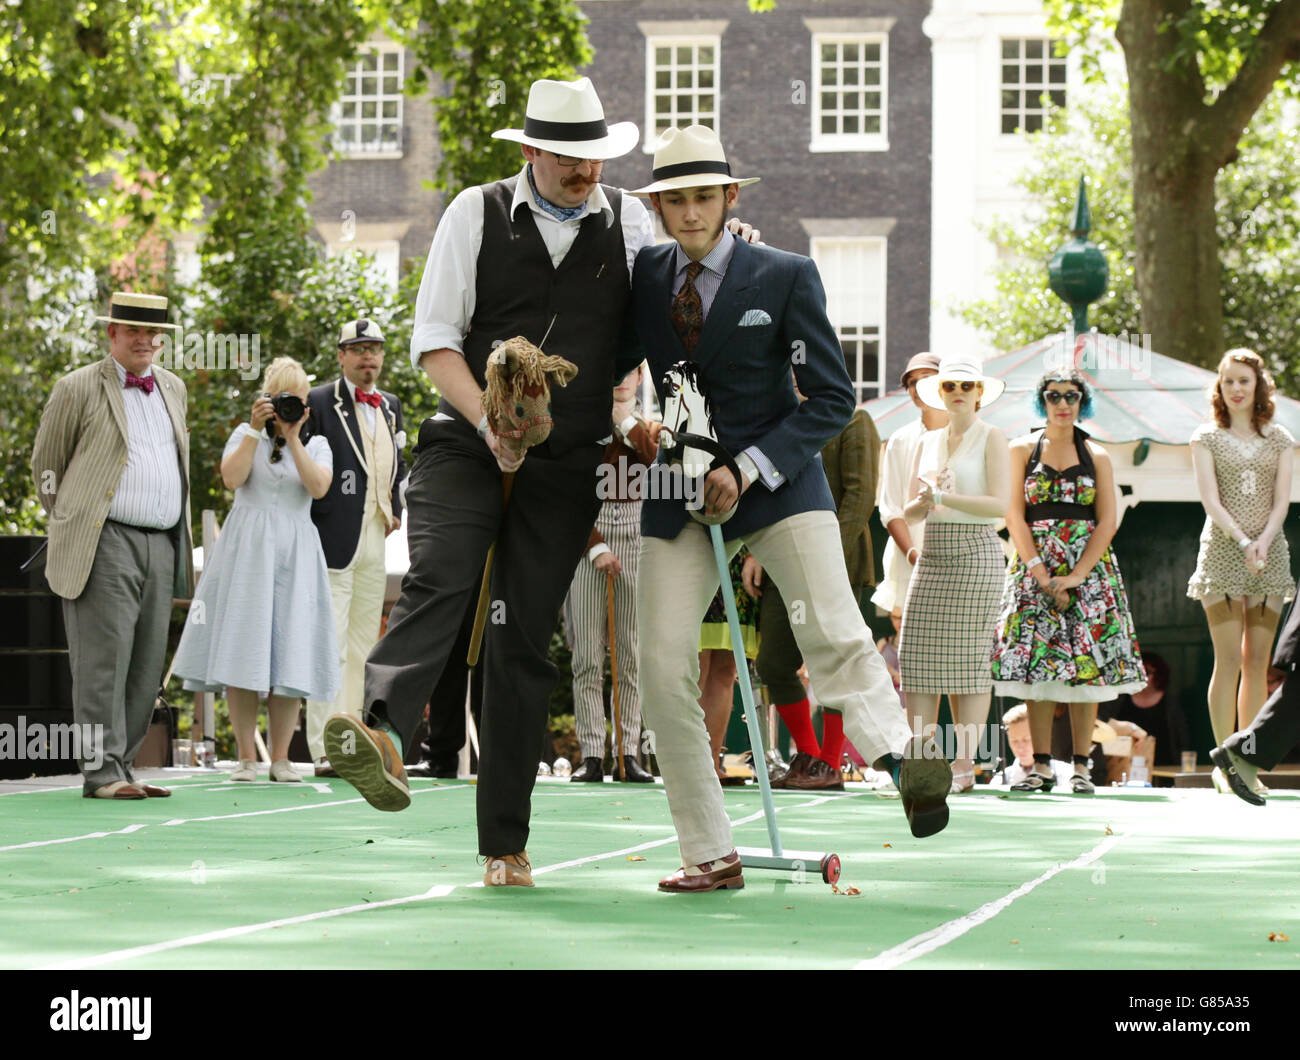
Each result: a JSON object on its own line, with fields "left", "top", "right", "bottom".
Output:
{"left": 739, "top": 309, "right": 772, "bottom": 327}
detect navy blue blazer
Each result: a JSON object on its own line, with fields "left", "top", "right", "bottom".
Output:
{"left": 308, "top": 377, "right": 407, "bottom": 570}
{"left": 631, "top": 236, "right": 855, "bottom": 541}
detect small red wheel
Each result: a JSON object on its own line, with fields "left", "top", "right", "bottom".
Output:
{"left": 820, "top": 853, "right": 841, "bottom": 885}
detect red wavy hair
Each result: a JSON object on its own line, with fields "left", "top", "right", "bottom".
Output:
{"left": 1210, "top": 348, "right": 1275, "bottom": 433}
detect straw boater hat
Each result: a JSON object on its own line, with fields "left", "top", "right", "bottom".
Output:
{"left": 492, "top": 77, "right": 638, "bottom": 160}
{"left": 915, "top": 354, "right": 1006, "bottom": 410}
{"left": 95, "top": 292, "right": 180, "bottom": 329}
{"left": 631, "top": 125, "right": 761, "bottom": 195}
{"left": 338, "top": 318, "right": 385, "bottom": 346}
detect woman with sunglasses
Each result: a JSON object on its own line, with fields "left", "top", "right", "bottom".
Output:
{"left": 1188, "top": 349, "right": 1293, "bottom": 795}
{"left": 989, "top": 370, "right": 1146, "bottom": 793}
{"left": 173, "top": 356, "right": 339, "bottom": 782}
{"left": 901, "top": 356, "right": 1011, "bottom": 792}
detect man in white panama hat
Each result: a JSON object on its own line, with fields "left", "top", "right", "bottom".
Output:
{"left": 320, "top": 76, "right": 658, "bottom": 886}
{"left": 32, "top": 292, "right": 193, "bottom": 800}
{"left": 628, "top": 126, "right": 952, "bottom": 893}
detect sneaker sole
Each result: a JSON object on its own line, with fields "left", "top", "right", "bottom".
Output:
{"left": 899, "top": 738, "right": 952, "bottom": 838}
{"left": 324, "top": 716, "right": 410, "bottom": 812}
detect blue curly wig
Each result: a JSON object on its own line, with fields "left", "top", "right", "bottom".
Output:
{"left": 1033, "top": 369, "right": 1095, "bottom": 420}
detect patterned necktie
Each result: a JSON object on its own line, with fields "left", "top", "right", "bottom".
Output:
{"left": 671, "top": 261, "right": 704, "bottom": 356}
{"left": 355, "top": 388, "right": 381, "bottom": 408}
{"left": 124, "top": 372, "right": 155, "bottom": 395}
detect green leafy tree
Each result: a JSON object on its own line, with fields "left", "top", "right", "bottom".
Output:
{"left": 958, "top": 89, "right": 1300, "bottom": 391}
{"left": 389, "top": 0, "right": 593, "bottom": 197}
{"left": 1045, "top": 0, "right": 1300, "bottom": 368}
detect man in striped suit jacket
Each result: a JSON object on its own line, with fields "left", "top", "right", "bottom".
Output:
{"left": 32, "top": 292, "right": 193, "bottom": 800}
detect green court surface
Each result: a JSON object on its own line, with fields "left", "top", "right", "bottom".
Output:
{"left": 1, "top": 773, "right": 1296, "bottom": 970}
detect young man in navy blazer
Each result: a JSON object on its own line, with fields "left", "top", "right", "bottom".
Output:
{"left": 630, "top": 126, "right": 951, "bottom": 893}
{"left": 305, "top": 319, "right": 406, "bottom": 776}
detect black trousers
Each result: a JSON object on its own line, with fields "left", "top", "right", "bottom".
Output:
{"left": 422, "top": 595, "right": 483, "bottom": 772}
{"left": 1225, "top": 669, "right": 1300, "bottom": 771}
{"left": 364, "top": 417, "right": 602, "bottom": 855}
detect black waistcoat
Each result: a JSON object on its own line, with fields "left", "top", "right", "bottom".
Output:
{"left": 459, "top": 176, "right": 630, "bottom": 455}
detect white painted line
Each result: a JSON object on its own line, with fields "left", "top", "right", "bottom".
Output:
{"left": 43, "top": 884, "right": 460, "bottom": 970}
{"left": 48, "top": 790, "right": 855, "bottom": 965}
{"left": 855, "top": 833, "right": 1121, "bottom": 970}
{"left": 0, "top": 823, "right": 148, "bottom": 853}
{"left": 1, "top": 785, "right": 467, "bottom": 851}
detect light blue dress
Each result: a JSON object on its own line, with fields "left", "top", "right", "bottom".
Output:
{"left": 173, "top": 424, "right": 340, "bottom": 700}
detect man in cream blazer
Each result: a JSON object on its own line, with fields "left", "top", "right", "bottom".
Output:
{"left": 32, "top": 292, "right": 193, "bottom": 799}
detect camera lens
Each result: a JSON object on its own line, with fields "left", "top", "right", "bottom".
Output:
{"left": 272, "top": 392, "right": 305, "bottom": 422}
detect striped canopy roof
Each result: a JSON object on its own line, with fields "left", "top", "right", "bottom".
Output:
{"left": 863, "top": 332, "right": 1300, "bottom": 444}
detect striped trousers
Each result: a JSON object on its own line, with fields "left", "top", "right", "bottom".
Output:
{"left": 564, "top": 500, "right": 643, "bottom": 761}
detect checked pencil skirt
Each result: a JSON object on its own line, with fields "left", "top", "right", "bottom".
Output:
{"left": 898, "top": 522, "right": 1005, "bottom": 695}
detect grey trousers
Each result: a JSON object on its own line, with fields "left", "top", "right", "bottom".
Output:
{"left": 62, "top": 522, "right": 174, "bottom": 794}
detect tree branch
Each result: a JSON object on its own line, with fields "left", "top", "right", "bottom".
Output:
{"left": 1203, "top": 0, "right": 1300, "bottom": 165}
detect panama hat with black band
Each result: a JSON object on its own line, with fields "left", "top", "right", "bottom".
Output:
{"left": 631, "top": 125, "right": 761, "bottom": 195}
{"left": 95, "top": 292, "right": 181, "bottom": 330}
{"left": 492, "top": 77, "right": 638, "bottom": 161}
{"left": 915, "top": 354, "right": 1006, "bottom": 411}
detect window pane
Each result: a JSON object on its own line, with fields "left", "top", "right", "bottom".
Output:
{"left": 821, "top": 92, "right": 837, "bottom": 110}
{"left": 1002, "top": 39, "right": 1018, "bottom": 59}
{"left": 698, "top": 94, "right": 714, "bottom": 112}
{"left": 655, "top": 46, "right": 670, "bottom": 65}
{"left": 383, "top": 76, "right": 398, "bottom": 93}
{"left": 677, "top": 46, "right": 691, "bottom": 63}
{"left": 383, "top": 52, "right": 399, "bottom": 70}
{"left": 1026, "top": 39, "right": 1043, "bottom": 59}
{"left": 821, "top": 115, "right": 836, "bottom": 134}
{"left": 1049, "top": 89, "right": 1066, "bottom": 108}
{"left": 843, "top": 66, "right": 859, "bottom": 86}
{"left": 1002, "top": 65, "right": 1019, "bottom": 84}
{"left": 677, "top": 94, "right": 692, "bottom": 112}
{"left": 698, "top": 69, "right": 714, "bottom": 88}
{"left": 1001, "top": 90, "right": 1018, "bottom": 110}
{"left": 342, "top": 101, "right": 356, "bottom": 119}
{"left": 1024, "top": 113, "right": 1042, "bottom": 132}
{"left": 699, "top": 46, "right": 714, "bottom": 64}
{"left": 823, "top": 66, "right": 838, "bottom": 86}
{"left": 1049, "top": 63, "right": 1067, "bottom": 84}
{"left": 1025, "top": 65, "right": 1042, "bottom": 84}
{"left": 844, "top": 92, "right": 860, "bottom": 110}
{"left": 361, "top": 125, "right": 377, "bottom": 143}
{"left": 699, "top": 115, "right": 715, "bottom": 129}
{"left": 1002, "top": 114, "right": 1019, "bottom": 134}
{"left": 843, "top": 115, "right": 859, "bottom": 134}
{"left": 362, "top": 101, "right": 376, "bottom": 119}
{"left": 864, "top": 42, "right": 880, "bottom": 62}
{"left": 382, "top": 100, "right": 397, "bottom": 118}
{"left": 864, "top": 114, "right": 880, "bottom": 134}
{"left": 843, "top": 42, "right": 858, "bottom": 62}
{"left": 864, "top": 67, "right": 880, "bottom": 86}
{"left": 821, "top": 43, "right": 836, "bottom": 62}
{"left": 361, "top": 51, "right": 377, "bottom": 71}
{"left": 864, "top": 91, "right": 880, "bottom": 109}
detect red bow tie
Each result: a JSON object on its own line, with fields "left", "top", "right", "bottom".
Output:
{"left": 124, "top": 372, "right": 155, "bottom": 395}
{"left": 355, "top": 388, "right": 381, "bottom": 408}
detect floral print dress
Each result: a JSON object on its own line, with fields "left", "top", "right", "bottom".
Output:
{"left": 989, "top": 427, "right": 1146, "bottom": 702}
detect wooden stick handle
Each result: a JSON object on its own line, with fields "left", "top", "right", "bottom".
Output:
{"left": 467, "top": 472, "right": 516, "bottom": 667}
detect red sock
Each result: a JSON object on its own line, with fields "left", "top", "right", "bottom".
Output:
{"left": 775, "top": 699, "right": 820, "bottom": 756}
{"left": 819, "top": 711, "right": 845, "bottom": 767}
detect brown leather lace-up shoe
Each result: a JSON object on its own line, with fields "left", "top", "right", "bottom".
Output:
{"left": 322, "top": 714, "right": 410, "bottom": 811}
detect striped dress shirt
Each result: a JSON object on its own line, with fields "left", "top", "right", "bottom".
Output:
{"left": 108, "top": 360, "right": 184, "bottom": 529}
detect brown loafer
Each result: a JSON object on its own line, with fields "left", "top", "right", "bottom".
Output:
{"left": 658, "top": 851, "right": 744, "bottom": 893}
{"left": 87, "top": 781, "right": 146, "bottom": 800}
{"left": 323, "top": 714, "right": 410, "bottom": 811}
{"left": 773, "top": 752, "right": 844, "bottom": 791}
{"left": 314, "top": 759, "right": 338, "bottom": 778}
{"left": 898, "top": 736, "right": 951, "bottom": 838}
{"left": 136, "top": 784, "right": 171, "bottom": 797}
{"left": 483, "top": 852, "right": 534, "bottom": 887}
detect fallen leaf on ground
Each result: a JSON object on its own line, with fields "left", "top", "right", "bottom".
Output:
{"left": 626, "top": 855, "right": 645, "bottom": 862}
{"left": 1268, "top": 932, "right": 1290, "bottom": 942}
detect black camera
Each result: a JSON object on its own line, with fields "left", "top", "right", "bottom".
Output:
{"left": 269, "top": 392, "right": 306, "bottom": 423}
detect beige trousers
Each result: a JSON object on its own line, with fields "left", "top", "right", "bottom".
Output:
{"left": 638, "top": 509, "right": 911, "bottom": 866}
{"left": 306, "top": 511, "right": 388, "bottom": 760}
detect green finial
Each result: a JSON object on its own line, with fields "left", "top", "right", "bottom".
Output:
{"left": 1048, "top": 176, "right": 1108, "bottom": 335}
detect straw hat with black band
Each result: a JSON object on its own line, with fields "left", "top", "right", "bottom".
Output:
{"left": 915, "top": 354, "right": 1005, "bottom": 411}
{"left": 95, "top": 292, "right": 181, "bottom": 330}
{"left": 492, "top": 77, "right": 638, "bottom": 160}
{"left": 631, "top": 125, "right": 761, "bottom": 195}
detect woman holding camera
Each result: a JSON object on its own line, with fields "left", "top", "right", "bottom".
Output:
{"left": 173, "top": 356, "right": 339, "bottom": 782}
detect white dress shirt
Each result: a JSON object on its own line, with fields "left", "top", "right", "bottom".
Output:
{"left": 108, "top": 359, "right": 184, "bottom": 529}
{"left": 409, "top": 164, "right": 656, "bottom": 368}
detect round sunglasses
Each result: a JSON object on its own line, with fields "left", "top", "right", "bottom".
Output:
{"left": 940, "top": 380, "right": 979, "bottom": 393}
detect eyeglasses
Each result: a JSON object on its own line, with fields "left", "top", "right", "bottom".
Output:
{"left": 1043, "top": 390, "right": 1083, "bottom": 406}
{"left": 552, "top": 153, "right": 600, "bottom": 168}
{"left": 269, "top": 434, "right": 287, "bottom": 464}
{"left": 940, "top": 380, "right": 979, "bottom": 393}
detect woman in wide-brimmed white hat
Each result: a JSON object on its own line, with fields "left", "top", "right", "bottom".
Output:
{"left": 900, "top": 355, "right": 1011, "bottom": 792}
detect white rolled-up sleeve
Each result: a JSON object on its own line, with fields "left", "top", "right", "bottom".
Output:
{"left": 619, "top": 192, "right": 655, "bottom": 281}
{"left": 409, "top": 187, "right": 485, "bottom": 370}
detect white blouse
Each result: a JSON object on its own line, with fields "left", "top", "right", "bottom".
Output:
{"left": 916, "top": 418, "right": 999, "bottom": 525}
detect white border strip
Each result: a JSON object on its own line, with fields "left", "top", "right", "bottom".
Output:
{"left": 855, "top": 834, "right": 1121, "bottom": 969}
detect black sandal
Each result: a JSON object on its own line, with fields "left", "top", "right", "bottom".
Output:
{"left": 1070, "top": 773, "right": 1095, "bottom": 795}
{"left": 1010, "top": 771, "right": 1055, "bottom": 793}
